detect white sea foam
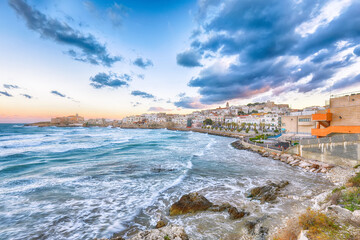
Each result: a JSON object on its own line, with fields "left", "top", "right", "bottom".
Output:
{"left": 0, "top": 127, "right": 333, "bottom": 240}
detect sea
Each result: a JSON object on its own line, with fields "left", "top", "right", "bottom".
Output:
{"left": 0, "top": 124, "right": 332, "bottom": 240}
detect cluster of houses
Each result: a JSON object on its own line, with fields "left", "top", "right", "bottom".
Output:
{"left": 50, "top": 91, "right": 360, "bottom": 138}
{"left": 122, "top": 101, "right": 296, "bottom": 131}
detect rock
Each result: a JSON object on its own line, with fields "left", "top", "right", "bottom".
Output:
{"left": 327, "top": 205, "right": 353, "bottom": 223}
{"left": 151, "top": 168, "right": 175, "bottom": 173}
{"left": 299, "top": 162, "right": 311, "bottom": 168}
{"left": 95, "top": 236, "right": 125, "bottom": 240}
{"left": 208, "top": 203, "right": 232, "bottom": 212}
{"left": 128, "top": 225, "right": 189, "bottom": 240}
{"left": 311, "top": 164, "right": 320, "bottom": 169}
{"left": 156, "top": 220, "right": 167, "bottom": 229}
{"left": 244, "top": 221, "right": 257, "bottom": 235}
{"left": 248, "top": 181, "right": 289, "bottom": 203}
{"left": 351, "top": 210, "right": 360, "bottom": 226}
{"left": 297, "top": 230, "right": 309, "bottom": 240}
{"left": 258, "top": 226, "right": 269, "bottom": 240}
{"left": 169, "top": 192, "right": 213, "bottom": 216}
{"left": 227, "top": 206, "right": 249, "bottom": 220}
{"left": 111, "top": 237, "right": 125, "bottom": 240}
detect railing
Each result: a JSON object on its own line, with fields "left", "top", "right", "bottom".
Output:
{"left": 312, "top": 126, "right": 360, "bottom": 137}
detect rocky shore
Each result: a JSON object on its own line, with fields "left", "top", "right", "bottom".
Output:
{"left": 231, "top": 140, "right": 335, "bottom": 174}
{"left": 100, "top": 186, "right": 292, "bottom": 240}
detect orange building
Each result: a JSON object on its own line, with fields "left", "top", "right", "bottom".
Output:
{"left": 312, "top": 92, "right": 360, "bottom": 137}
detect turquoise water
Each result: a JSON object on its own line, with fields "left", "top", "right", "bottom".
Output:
{"left": 0, "top": 124, "right": 332, "bottom": 239}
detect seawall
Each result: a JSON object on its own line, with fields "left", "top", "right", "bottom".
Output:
{"left": 288, "top": 133, "right": 360, "bottom": 167}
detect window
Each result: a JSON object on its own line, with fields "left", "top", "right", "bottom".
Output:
{"left": 299, "top": 118, "right": 311, "bottom": 122}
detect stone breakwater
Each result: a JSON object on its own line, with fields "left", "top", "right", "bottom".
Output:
{"left": 231, "top": 140, "right": 335, "bottom": 174}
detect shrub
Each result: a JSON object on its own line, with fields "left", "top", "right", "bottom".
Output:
{"left": 340, "top": 188, "right": 360, "bottom": 212}
{"left": 348, "top": 172, "right": 360, "bottom": 187}
{"left": 297, "top": 208, "right": 355, "bottom": 240}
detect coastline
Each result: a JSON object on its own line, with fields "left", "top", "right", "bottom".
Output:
{"left": 167, "top": 126, "right": 249, "bottom": 138}
{"left": 21, "top": 123, "right": 359, "bottom": 239}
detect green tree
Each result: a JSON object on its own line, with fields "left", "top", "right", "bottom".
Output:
{"left": 203, "top": 118, "right": 213, "bottom": 125}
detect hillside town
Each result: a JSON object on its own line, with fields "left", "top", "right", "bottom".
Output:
{"left": 41, "top": 91, "right": 360, "bottom": 142}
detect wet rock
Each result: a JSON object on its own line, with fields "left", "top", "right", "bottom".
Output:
{"left": 156, "top": 220, "right": 167, "bottom": 229}
{"left": 227, "top": 206, "right": 249, "bottom": 220}
{"left": 208, "top": 203, "right": 232, "bottom": 212}
{"left": 244, "top": 221, "right": 256, "bottom": 235}
{"left": 95, "top": 236, "right": 125, "bottom": 240}
{"left": 128, "top": 225, "right": 189, "bottom": 240}
{"left": 248, "top": 181, "right": 289, "bottom": 203}
{"left": 231, "top": 141, "right": 248, "bottom": 150}
{"left": 151, "top": 168, "right": 175, "bottom": 173}
{"left": 258, "top": 226, "right": 269, "bottom": 240}
{"left": 169, "top": 192, "right": 213, "bottom": 216}
{"left": 262, "top": 152, "right": 270, "bottom": 157}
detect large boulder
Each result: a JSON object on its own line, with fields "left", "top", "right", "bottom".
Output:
{"left": 169, "top": 192, "right": 213, "bottom": 216}
{"left": 248, "top": 181, "right": 289, "bottom": 204}
{"left": 128, "top": 225, "right": 189, "bottom": 240}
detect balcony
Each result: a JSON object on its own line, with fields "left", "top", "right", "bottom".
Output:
{"left": 312, "top": 126, "right": 360, "bottom": 137}
{"left": 312, "top": 112, "right": 332, "bottom": 121}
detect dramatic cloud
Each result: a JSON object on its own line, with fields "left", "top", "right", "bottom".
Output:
{"left": 9, "top": 0, "right": 121, "bottom": 67}
{"left": 3, "top": 84, "right": 19, "bottom": 89}
{"left": 0, "top": 91, "right": 13, "bottom": 97}
{"left": 131, "top": 90, "right": 155, "bottom": 99}
{"left": 133, "top": 57, "right": 153, "bottom": 69}
{"left": 148, "top": 107, "right": 172, "bottom": 112}
{"left": 177, "top": 0, "right": 360, "bottom": 104}
{"left": 176, "top": 50, "right": 202, "bottom": 67}
{"left": 51, "top": 90, "right": 66, "bottom": 97}
{"left": 90, "top": 72, "right": 130, "bottom": 89}
{"left": 328, "top": 74, "right": 360, "bottom": 91}
{"left": 21, "top": 93, "right": 32, "bottom": 99}
{"left": 174, "top": 96, "right": 207, "bottom": 109}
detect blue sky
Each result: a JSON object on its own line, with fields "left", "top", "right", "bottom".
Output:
{"left": 1, "top": 0, "right": 360, "bottom": 122}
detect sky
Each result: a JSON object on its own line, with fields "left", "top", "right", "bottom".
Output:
{"left": 1, "top": 0, "right": 360, "bottom": 123}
